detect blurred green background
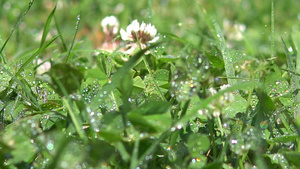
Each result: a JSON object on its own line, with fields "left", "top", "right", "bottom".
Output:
{"left": 1, "top": 0, "right": 300, "bottom": 60}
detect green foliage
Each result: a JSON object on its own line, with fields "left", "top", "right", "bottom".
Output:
{"left": 1, "top": 0, "right": 300, "bottom": 168}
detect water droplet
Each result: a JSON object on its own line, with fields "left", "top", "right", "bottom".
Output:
{"left": 46, "top": 140, "right": 54, "bottom": 150}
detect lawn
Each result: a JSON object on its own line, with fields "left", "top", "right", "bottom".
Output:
{"left": 1, "top": 0, "right": 300, "bottom": 168}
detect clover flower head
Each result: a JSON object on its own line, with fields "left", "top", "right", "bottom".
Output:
{"left": 101, "top": 15, "right": 119, "bottom": 35}
{"left": 120, "top": 20, "right": 159, "bottom": 54}
{"left": 120, "top": 19, "right": 159, "bottom": 43}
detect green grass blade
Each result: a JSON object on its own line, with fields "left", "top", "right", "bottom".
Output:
{"left": 282, "top": 37, "right": 300, "bottom": 139}
{"left": 213, "top": 21, "right": 236, "bottom": 85}
{"left": 54, "top": 16, "right": 68, "bottom": 52}
{"left": 197, "top": 5, "right": 236, "bottom": 85}
{"left": 0, "top": 65, "right": 41, "bottom": 110}
{"left": 40, "top": 3, "right": 57, "bottom": 48}
{"left": 281, "top": 38, "right": 298, "bottom": 90}
{"left": 0, "top": 36, "right": 58, "bottom": 99}
{"left": 52, "top": 72, "right": 87, "bottom": 142}
{"left": 271, "top": 0, "right": 275, "bottom": 60}
{"left": 65, "top": 13, "right": 81, "bottom": 63}
{"left": 0, "top": 0, "right": 35, "bottom": 64}
{"left": 15, "top": 36, "right": 58, "bottom": 77}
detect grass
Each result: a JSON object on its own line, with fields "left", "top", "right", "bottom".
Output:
{"left": 1, "top": 0, "right": 300, "bottom": 168}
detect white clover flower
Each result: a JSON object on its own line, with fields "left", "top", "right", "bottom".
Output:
{"left": 101, "top": 15, "right": 119, "bottom": 35}
{"left": 120, "top": 20, "right": 159, "bottom": 54}
{"left": 96, "top": 15, "right": 120, "bottom": 53}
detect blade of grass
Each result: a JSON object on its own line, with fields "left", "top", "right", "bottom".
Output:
{"left": 54, "top": 16, "right": 68, "bottom": 52}
{"left": 0, "top": 0, "right": 35, "bottom": 64}
{"left": 65, "top": 13, "right": 81, "bottom": 63}
{"left": 197, "top": 5, "right": 236, "bottom": 85}
{"left": 52, "top": 74, "right": 87, "bottom": 142}
{"left": 0, "top": 36, "right": 57, "bottom": 110}
{"left": 281, "top": 37, "right": 300, "bottom": 152}
{"left": 15, "top": 36, "right": 58, "bottom": 77}
{"left": 0, "top": 65, "right": 41, "bottom": 110}
{"left": 213, "top": 20, "right": 236, "bottom": 85}
{"left": 40, "top": 3, "right": 57, "bottom": 48}
{"left": 270, "top": 0, "right": 275, "bottom": 61}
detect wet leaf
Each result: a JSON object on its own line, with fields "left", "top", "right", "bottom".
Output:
{"left": 187, "top": 133, "right": 210, "bottom": 158}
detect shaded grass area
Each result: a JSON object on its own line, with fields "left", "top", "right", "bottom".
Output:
{"left": 1, "top": 0, "right": 300, "bottom": 168}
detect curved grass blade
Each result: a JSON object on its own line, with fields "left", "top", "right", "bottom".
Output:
{"left": 0, "top": 0, "right": 35, "bottom": 64}
{"left": 15, "top": 36, "right": 58, "bottom": 77}
{"left": 197, "top": 5, "right": 236, "bottom": 85}
{"left": 40, "top": 3, "right": 57, "bottom": 48}
{"left": 0, "top": 36, "right": 58, "bottom": 99}
{"left": 54, "top": 17, "right": 68, "bottom": 52}
{"left": 0, "top": 65, "right": 41, "bottom": 110}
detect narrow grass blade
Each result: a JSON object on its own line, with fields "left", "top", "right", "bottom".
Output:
{"left": 270, "top": 0, "right": 276, "bottom": 60}
{"left": 197, "top": 5, "right": 236, "bottom": 85}
{"left": 54, "top": 17, "right": 68, "bottom": 52}
{"left": 15, "top": 36, "right": 58, "bottom": 77}
{"left": 213, "top": 21, "right": 236, "bottom": 85}
{"left": 0, "top": 36, "right": 58, "bottom": 99}
{"left": 281, "top": 37, "right": 300, "bottom": 133}
{"left": 65, "top": 13, "right": 81, "bottom": 63}
{"left": 0, "top": 65, "right": 41, "bottom": 110}
{"left": 40, "top": 4, "right": 57, "bottom": 48}
{"left": 54, "top": 74, "right": 87, "bottom": 142}
{"left": 281, "top": 38, "right": 298, "bottom": 91}
{"left": 0, "top": 0, "right": 35, "bottom": 64}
